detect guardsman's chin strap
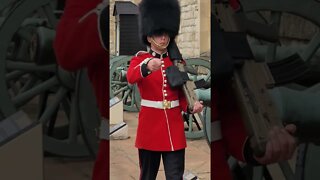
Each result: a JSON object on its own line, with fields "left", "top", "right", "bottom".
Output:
{"left": 150, "top": 37, "right": 170, "bottom": 50}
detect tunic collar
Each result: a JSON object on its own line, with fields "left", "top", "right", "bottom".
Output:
{"left": 148, "top": 49, "right": 168, "bottom": 59}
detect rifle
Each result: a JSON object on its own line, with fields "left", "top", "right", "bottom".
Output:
{"left": 214, "top": 3, "right": 295, "bottom": 179}
{"left": 167, "top": 41, "right": 204, "bottom": 139}
{"left": 173, "top": 60, "right": 198, "bottom": 111}
{"left": 214, "top": 4, "right": 282, "bottom": 156}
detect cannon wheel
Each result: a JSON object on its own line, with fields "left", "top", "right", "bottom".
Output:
{"left": 0, "top": 0, "right": 100, "bottom": 157}
{"left": 184, "top": 58, "right": 211, "bottom": 139}
{"left": 241, "top": 0, "right": 320, "bottom": 65}
{"left": 110, "top": 56, "right": 141, "bottom": 112}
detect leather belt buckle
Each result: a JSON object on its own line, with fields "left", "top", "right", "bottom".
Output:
{"left": 163, "top": 100, "right": 171, "bottom": 109}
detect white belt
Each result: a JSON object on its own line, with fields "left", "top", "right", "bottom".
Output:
{"left": 141, "top": 99, "right": 179, "bottom": 109}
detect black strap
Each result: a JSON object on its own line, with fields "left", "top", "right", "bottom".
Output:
{"left": 212, "top": 14, "right": 235, "bottom": 86}
{"left": 168, "top": 40, "right": 183, "bottom": 61}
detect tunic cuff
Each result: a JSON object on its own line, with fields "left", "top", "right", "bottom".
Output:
{"left": 140, "top": 58, "right": 153, "bottom": 77}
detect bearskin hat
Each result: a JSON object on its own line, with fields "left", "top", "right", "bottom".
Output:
{"left": 138, "top": 0, "right": 181, "bottom": 45}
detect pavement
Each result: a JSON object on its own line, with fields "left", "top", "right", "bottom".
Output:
{"left": 110, "top": 112, "right": 211, "bottom": 180}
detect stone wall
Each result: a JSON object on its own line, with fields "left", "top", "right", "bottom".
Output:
{"left": 279, "top": 13, "right": 317, "bottom": 42}
{"left": 110, "top": 0, "right": 210, "bottom": 59}
{"left": 109, "top": 0, "right": 118, "bottom": 56}
{"left": 111, "top": 1, "right": 318, "bottom": 58}
{"left": 176, "top": 0, "right": 200, "bottom": 58}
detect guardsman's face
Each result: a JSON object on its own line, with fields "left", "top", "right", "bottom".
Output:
{"left": 147, "top": 33, "right": 170, "bottom": 52}
{"left": 151, "top": 33, "right": 170, "bottom": 46}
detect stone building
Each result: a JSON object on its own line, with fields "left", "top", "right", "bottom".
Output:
{"left": 110, "top": 0, "right": 210, "bottom": 59}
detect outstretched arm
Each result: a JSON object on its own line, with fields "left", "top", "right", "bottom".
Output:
{"left": 54, "top": 0, "right": 108, "bottom": 71}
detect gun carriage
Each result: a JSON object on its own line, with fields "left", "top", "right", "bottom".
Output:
{"left": 0, "top": 0, "right": 100, "bottom": 157}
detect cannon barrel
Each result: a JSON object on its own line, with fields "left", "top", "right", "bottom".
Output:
{"left": 195, "top": 88, "right": 211, "bottom": 106}
{"left": 269, "top": 86, "right": 320, "bottom": 143}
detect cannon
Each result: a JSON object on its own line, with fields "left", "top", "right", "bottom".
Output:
{"left": 267, "top": 86, "right": 320, "bottom": 145}
{"left": 110, "top": 56, "right": 141, "bottom": 112}
{"left": 0, "top": 0, "right": 100, "bottom": 157}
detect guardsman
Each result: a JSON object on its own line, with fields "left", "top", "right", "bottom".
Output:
{"left": 53, "top": 0, "right": 108, "bottom": 180}
{"left": 127, "top": 0, "right": 203, "bottom": 179}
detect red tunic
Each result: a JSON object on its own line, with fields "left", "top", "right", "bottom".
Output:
{"left": 212, "top": 1, "right": 249, "bottom": 179}
{"left": 212, "top": 83, "right": 248, "bottom": 180}
{"left": 127, "top": 52, "right": 188, "bottom": 151}
{"left": 53, "top": 0, "right": 108, "bottom": 180}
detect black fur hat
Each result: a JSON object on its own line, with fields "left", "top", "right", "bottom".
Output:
{"left": 138, "top": 0, "right": 181, "bottom": 45}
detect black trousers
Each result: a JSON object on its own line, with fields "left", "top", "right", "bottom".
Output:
{"left": 138, "top": 149, "right": 185, "bottom": 180}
